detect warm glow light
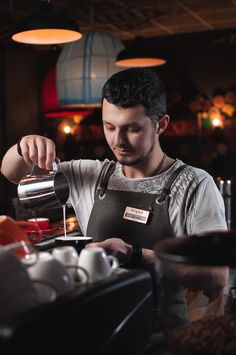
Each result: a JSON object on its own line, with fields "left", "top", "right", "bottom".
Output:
{"left": 211, "top": 117, "right": 224, "bottom": 128}
{"left": 115, "top": 36, "right": 166, "bottom": 68}
{"left": 116, "top": 57, "right": 166, "bottom": 68}
{"left": 12, "top": 29, "right": 82, "bottom": 45}
{"left": 12, "top": 0, "right": 82, "bottom": 45}
{"left": 73, "top": 115, "right": 84, "bottom": 124}
{"left": 63, "top": 125, "right": 71, "bottom": 134}
{"left": 212, "top": 118, "right": 220, "bottom": 127}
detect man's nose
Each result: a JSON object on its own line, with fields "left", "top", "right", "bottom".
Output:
{"left": 114, "top": 130, "right": 125, "bottom": 146}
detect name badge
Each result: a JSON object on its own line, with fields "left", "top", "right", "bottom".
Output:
{"left": 123, "top": 206, "right": 150, "bottom": 224}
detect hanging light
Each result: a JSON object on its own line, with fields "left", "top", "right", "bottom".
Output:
{"left": 56, "top": 31, "right": 124, "bottom": 107}
{"left": 116, "top": 36, "right": 166, "bottom": 68}
{"left": 12, "top": 0, "right": 82, "bottom": 45}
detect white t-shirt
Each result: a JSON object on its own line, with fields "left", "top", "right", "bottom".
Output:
{"left": 59, "top": 158, "right": 227, "bottom": 237}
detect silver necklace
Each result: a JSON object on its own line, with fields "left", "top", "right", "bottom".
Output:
{"left": 154, "top": 153, "right": 167, "bottom": 175}
{"left": 123, "top": 152, "right": 167, "bottom": 177}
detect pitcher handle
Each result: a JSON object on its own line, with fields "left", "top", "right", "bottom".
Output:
{"left": 27, "top": 164, "right": 38, "bottom": 177}
{"left": 52, "top": 161, "right": 59, "bottom": 172}
{"left": 27, "top": 160, "right": 59, "bottom": 177}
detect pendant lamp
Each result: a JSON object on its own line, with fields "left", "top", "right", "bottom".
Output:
{"left": 12, "top": 0, "right": 82, "bottom": 45}
{"left": 116, "top": 36, "right": 166, "bottom": 68}
{"left": 56, "top": 31, "right": 124, "bottom": 107}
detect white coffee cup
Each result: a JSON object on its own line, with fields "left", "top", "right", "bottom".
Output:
{"left": 52, "top": 246, "right": 79, "bottom": 279}
{"left": 0, "top": 249, "right": 39, "bottom": 318}
{"left": 55, "top": 236, "right": 93, "bottom": 254}
{"left": 78, "top": 247, "right": 119, "bottom": 283}
{"left": 2, "top": 240, "right": 38, "bottom": 266}
{"left": 27, "top": 251, "right": 74, "bottom": 303}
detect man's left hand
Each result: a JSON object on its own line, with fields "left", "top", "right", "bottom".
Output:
{"left": 85, "top": 238, "right": 156, "bottom": 272}
{"left": 85, "top": 237, "right": 133, "bottom": 264}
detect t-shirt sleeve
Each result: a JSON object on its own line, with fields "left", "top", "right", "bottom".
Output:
{"left": 187, "top": 175, "right": 228, "bottom": 235}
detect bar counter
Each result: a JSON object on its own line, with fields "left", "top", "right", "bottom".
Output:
{"left": 0, "top": 268, "right": 154, "bottom": 355}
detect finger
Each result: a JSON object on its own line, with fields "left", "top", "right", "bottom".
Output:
{"left": 36, "top": 138, "right": 47, "bottom": 169}
{"left": 45, "top": 139, "right": 56, "bottom": 171}
{"left": 21, "top": 137, "right": 36, "bottom": 166}
{"left": 85, "top": 242, "right": 100, "bottom": 249}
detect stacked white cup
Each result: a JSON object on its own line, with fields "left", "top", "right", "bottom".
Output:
{"left": 27, "top": 251, "right": 75, "bottom": 303}
{"left": 78, "top": 247, "right": 119, "bottom": 283}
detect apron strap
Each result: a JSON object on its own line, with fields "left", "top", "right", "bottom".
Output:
{"left": 97, "top": 161, "right": 188, "bottom": 204}
{"left": 98, "top": 161, "right": 116, "bottom": 198}
{"left": 156, "top": 164, "right": 188, "bottom": 204}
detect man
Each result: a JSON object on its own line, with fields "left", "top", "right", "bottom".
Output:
{"left": 1, "top": 68, "right": 227, "bottom": 268}
{"left": 1, "top": 67, "right": 228, "bottom": 353}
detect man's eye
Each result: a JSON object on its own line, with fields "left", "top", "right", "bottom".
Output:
{"left": 105, "top": 125, "right": 114, "bottom": 130}
{"left": 128, "top": 127, "right": 140, "bottom": 132}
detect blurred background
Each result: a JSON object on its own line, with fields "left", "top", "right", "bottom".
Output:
{"left": 0, "top": 0, "right": 236, "bottom": 222}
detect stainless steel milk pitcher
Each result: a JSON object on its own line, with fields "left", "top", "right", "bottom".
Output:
{"left": 17, "top": 163, "right": 70, "bottom": 211}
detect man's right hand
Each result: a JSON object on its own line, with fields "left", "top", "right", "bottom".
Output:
{"left": 1, "top": 135, "right": 57, "bottom": 183}
{"left": 19, "top": 135, "right": 56, "bottom": 170}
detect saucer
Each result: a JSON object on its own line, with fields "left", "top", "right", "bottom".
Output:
{"left": 23, "top": 226, "right": 57, "bottom": 236}
{"left": 55, "top": 236, "right": 93, "bottom": 253}
{"left": 55, "top": 236, "right": 93, "bottom": 241}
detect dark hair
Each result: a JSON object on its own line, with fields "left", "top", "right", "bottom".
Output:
{"left": 102, "top": 68, "right": 167, "bottom": 126}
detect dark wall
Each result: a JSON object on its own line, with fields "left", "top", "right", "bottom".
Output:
{"left": 139, "top": 28, "right": 236, "bottom": 97}
{"left": 0, "top": 47, "right": 40, "bottom": 215}
{"left": 4, "top": 49, "right": 40, "bottom": 147}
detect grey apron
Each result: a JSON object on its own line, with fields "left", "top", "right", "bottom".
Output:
{"left": 86, "top": 162, "right": 188, "bottom": 249}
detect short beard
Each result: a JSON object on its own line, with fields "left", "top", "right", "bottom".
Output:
{"left": 118, "top": 156, "right": 143, "bottom": 166}
{"left": 117, "top": 140, "right": 155, "bottom": 167}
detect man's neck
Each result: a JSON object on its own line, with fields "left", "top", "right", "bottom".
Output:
{"left": 122, "top": 152, "right": 167, "bottom": 179}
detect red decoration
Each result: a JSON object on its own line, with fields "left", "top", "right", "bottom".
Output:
{"left": 41, "top": 68, "right": 92, "bottom": 118}
{"left": 41, "top": 68, "right": 61, "bottom": 113}
{"left": 166, "top": 120, "right": 198, "bottom": 136}
{"left": 45, "top": 111, "right": 93, "bottom": 118}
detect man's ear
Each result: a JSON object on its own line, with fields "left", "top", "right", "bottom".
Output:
{"left": 155, "top": 115, "right": 170, "bottom": 135}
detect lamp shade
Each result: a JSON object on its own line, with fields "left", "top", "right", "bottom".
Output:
{"left": 12, "top": 0, "right": 82, "bottom": 45}
{"left": 56, "top": 31, "right": 124, "bottom": 107}
{"left": 116, "top": 36, "right": 166, "bottom": 68}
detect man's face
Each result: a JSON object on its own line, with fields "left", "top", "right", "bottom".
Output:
{"left": 102, "top": 99, "right": 158, "bottom": 166}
